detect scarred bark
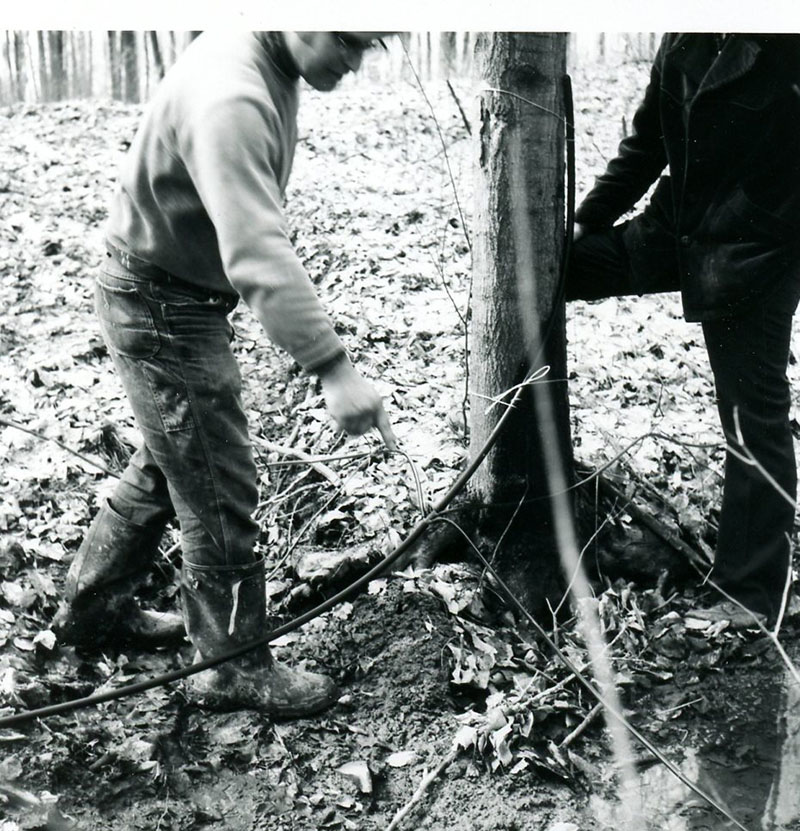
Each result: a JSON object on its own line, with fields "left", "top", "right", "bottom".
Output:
{"left": 467, "top": 32, "right": 570, "bottom": 615}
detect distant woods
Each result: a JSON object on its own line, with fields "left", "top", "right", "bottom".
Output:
{"left": 1, "top": 31, "right": 200, "bottom": 104}
{"left": 0, "top": 31, "right": 659, "bottom": 106}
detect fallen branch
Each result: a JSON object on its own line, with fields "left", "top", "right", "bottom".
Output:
{"left": 621, "top": 462, "right": 716, "bottom": 563}
{"left": 252, "top": 437, "right": 341, "bottom": 486}
{"left": 559, "top": 701, "right": 602, "bottom": 749}
{"left": 598, "top": 475, "right": 711, "bottom": 571}
{"left": 385, "top": 748, "right": 459, "bottom": 831}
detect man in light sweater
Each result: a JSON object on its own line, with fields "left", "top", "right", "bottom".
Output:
{"left": 53, "top": 32, "right": 396, "bottom": 716}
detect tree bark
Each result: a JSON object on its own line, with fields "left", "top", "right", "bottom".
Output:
{"left": 468, "top": 32, "right": 570, "bottom": 616}
{"left": 3, "top": 32, "right": 15, "bottom": 102}
{"left": 148, "top": 31, "right": 165, "bottom": 82}
{"left": 14, "top": 32, "right": 26, "bottom": 100}
{"left": 120, "top": 31, "right": 138, "bottom": 102}
{"left": 36, "top": 31, "right": 49, "bottom": 101}
{"left": 107, "top": 31, "right": 122, "bottom": 100}
{"left": 47, "top": 31, "right": 65, "bottom": 100}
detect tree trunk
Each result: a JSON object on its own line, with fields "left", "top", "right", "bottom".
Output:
{"left": 148, "top": 31, "right": 165, "bottom": 82}
{"left": 107, "top": 32, "right": 121, "bottom": 100}
{"left": 13, "top": 32, "right": 26, "bottom": 101}
{"left": 37, "top": 31, "right": 49, "bottom": 101}
{"left": 441, "top": 32, "right": 457, "bottom": 75}
{"left": 3, "top": 32, "right": 14, "bottom": 102}
{"left": 120, "top": 31, "right": 138, "bottom": 102}
{"left": 468, "top": 32, "right": 570, "bottom": 616}
{"left": 47, "top": 31, "right": 65, "bottom": 100}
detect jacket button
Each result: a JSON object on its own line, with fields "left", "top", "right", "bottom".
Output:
{"left": 680, "top": 235, "right": 690, "bottom": 246}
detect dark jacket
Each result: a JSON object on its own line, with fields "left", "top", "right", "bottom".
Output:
{"left": 576, "top": 33, "right": 800, "bottom": 320}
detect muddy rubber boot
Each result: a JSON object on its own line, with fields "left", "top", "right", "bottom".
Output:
{"left": 52, "top": 500, "right": 184, "bottom": 649}
{"left": 182, "top": 557, "right": 339, "bottom": 717}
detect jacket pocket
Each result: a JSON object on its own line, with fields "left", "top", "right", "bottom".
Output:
{"left": 727, "top": 187, "right": 797, "bottom": 242}
{"left": 727, "top": 83, "right": 784, "bottom": 112}
{"left": 95, "top": 278, "right": 160, "bottom": 359}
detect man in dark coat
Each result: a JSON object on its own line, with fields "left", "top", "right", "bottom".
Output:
{"left": 570, "top": 33, "right": 800, "bottom": 627}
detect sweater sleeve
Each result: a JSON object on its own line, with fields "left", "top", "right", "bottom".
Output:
{"left": 176, "top": 93, "right": 346, "bottom": 372}
{"left": 575, "top": 37, "right": 670, "bottom": 228}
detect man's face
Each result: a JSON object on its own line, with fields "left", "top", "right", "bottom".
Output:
{"left": 284, "top": 32, "right": 384, "bottom": 91}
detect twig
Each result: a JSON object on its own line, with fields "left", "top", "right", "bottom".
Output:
{"left": 263, "top": 449, "right": 376, "bottom": 467}
{"left": 427, "top": 248, "right": 466, "bottom": 328}
{"left": 262, "top": 421, "right": 300, "bottom": 496}
{"left": 266, "top": 482, "right": 346, "bottom": 582}
{"left": 395, "top": 446, "right": 429, "bottom": 517}
{"left": 446, "top": 79, "right": 472, "bottom": 135}
{"left": 0, "top": 415, "right": 119, "bottom": 479}
{"left": 385, "top": 747, "right": 460, "bottom": 831}
{"left": 483, "top": 485, "right": 528, "bottom": 580}
{"left": 402, "top": 43, "right": 471, "bottom": 255}
{"left": 252, "top": 436, "right": 341, "bottom": 486}
{"left": 552, "top": 503, "right": 624, "bottom": 619}
{"left": 559, "top": 701, "right": 602, "bottom": 749}
{"left": 402, "top": 42, "right": 473, "bottom": 445}
{"left": 473, "top": 365, "right": 551, "bottom": 411}
{"left": 257, "top": 478, "right": 316, "bottom": 510}
{"left": 655, "top": 697, "right": 704, "bottom": 717}
{"left": 479, "top": 86, "right": 565, "bottom": 123}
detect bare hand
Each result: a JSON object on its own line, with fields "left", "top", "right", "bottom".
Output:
{"left": 318, "top": 354, "right": 397, "bottom": 450}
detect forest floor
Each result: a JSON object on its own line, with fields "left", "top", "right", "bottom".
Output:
{"left": 2, "top": 56, "right": 800, "bottom": 831}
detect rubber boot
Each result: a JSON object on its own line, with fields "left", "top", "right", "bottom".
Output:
{"left": 52, "top": 500, "right": 184, "bottom": 649}
{"left": 182, "top": 557, "right": 339, "bottom": 717}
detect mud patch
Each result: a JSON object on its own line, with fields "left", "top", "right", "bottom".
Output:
{"left": 586, "top": 640, "right": 800, "bottom": 831}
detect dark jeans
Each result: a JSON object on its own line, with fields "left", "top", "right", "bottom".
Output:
{"left": 569, "top": 227, "right": 799, "bottom": 620}
{"left": 95, "top": 251, "right": 260, "bottom": 568}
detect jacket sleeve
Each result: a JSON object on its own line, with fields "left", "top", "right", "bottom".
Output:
{"left": 575, "top": 36, "right": 671, "bottom": 228}
{"left": 176, "top": 93, "right": 346, "bottom": 373}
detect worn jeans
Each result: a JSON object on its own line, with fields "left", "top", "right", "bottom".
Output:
{"left": 95, "top": 249, "right": 260, "bottom": 569}
{"left": 569, "top": 226, "right": 800, "bottom": 620}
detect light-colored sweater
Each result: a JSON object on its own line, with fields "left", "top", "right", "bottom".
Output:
{"left": 106, "top": 31, "right": 345, "bottom": 371}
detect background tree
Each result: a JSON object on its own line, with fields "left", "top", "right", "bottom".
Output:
{"left": 107, "top": 31, "right": 122, "bottom": 100}
{"left": 46, "top": 31, "right": 65, "bottom": 100}
{"left": 120, "top": 31, "right": 138, "bottom": 102}
{"left": 148, "top": 31, "right": 165, "bottom": 83}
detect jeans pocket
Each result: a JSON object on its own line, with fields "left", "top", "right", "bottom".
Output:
{"left": 96, "top": 278, "right": 160, "bottom": 359}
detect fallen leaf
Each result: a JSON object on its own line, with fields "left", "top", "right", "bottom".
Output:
{"left": 33, "top": 630, "right": 56, "bottom": 650}
{"left": 336, "top": 760, "right": 372, "bottom": 794}
{"left": 385, "top": 750, "right": 418, "bottom": 768}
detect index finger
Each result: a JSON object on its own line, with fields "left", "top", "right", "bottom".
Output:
{"left": 374, "top": 407, "right": 397, "bottom": 451}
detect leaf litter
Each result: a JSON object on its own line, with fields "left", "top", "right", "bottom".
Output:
{"left": 0, "top": 57, "right": 799, "bottom": 831}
